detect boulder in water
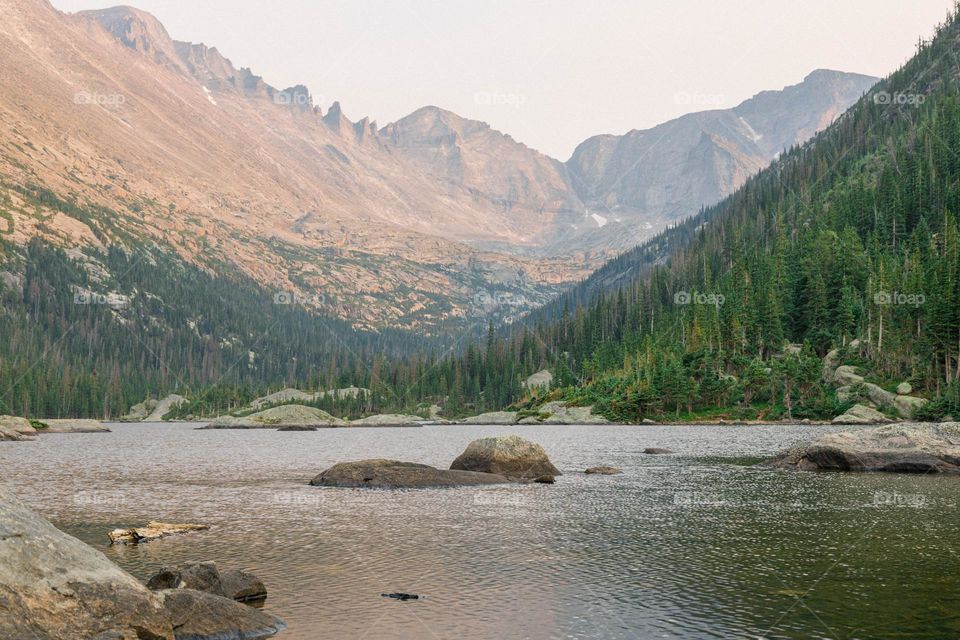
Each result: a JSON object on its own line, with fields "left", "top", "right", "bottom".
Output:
{"left": 450, "top": 435, "right": 561, "bottom": 479}
{"left": 158, "top": 588, "right": 285, "bottom": 639}
{"left": 39, "top": 419, "right": 110, "bottom": 433}
{"left": 767, "top": 423, "right": 960, "bottom": 474}
{"left": 585, "top": 466, "right": 623, "bottom": 474}
{"left": 643, "top": 447, "right": 674, "bottom": 455}
{"left": 310, "top": 459, "right": 510, "bottom": 488}
{"left": 146, "top": 561, "right": 268, "bottom": 603}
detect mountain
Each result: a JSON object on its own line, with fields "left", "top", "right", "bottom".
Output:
{"left": 0, "top": 0, "right": 878, "bottom": 335}
{"left": 565, "top": 69, "right": 878, "bottom": 252}
{"left": 433, "top": 7, "right": 960, "bottom": 422}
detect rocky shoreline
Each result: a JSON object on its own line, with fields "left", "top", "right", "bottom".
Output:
{"left": 0, "top": 487, "right": 284, "bottom": 640}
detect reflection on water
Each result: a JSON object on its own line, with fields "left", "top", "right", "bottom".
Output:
{"left": 3, "top": 422, "right": 960, "bottom": 639}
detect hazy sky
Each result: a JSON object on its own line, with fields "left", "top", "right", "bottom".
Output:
{"left": 52, "top": 0, "right": 955, "bottom": 159}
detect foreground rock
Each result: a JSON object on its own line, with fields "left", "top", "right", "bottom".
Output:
{"left": 350, "top": 413, "right": 424, "bottom": 426}
{"left": 585, "top": 466, "right": 623, "bottom": 474}
{"left": 450, "top": 435, "right": 561, "bottom": 479}
{"left": 159, "top": 588, "right": 285, "bottom": 639}
{"left": 537, "top": 401, "right": 610, "bottom": 425}
{"left": 767, "top": 423, "right": 960, "bottom": 473}
{"left": 310, "top": 459, "right": 510, "bottom": 488}
{"left": 203, "top": 404, "right": 347, "bottom": 428}
{"left": 0, "top": 489, "right": 283, "bottom": 639}
{"left": 0, "top": 487, "right": 175, "bottom": 639}
{"left": 832, "top": 404, "right": 891, "bottom": 425}
{"left": 36, "top": 419, "right": 110, "bottom": 433}
{"left": 147, "top": 561, "right": 267, "bottom": 603}
{"left": 109, "top": 521, "right": 210, "bottom": 544}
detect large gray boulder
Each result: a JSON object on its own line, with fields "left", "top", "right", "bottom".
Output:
{"left": 450, "top": 435, "right": 561, "bottom": 479}
{"left": 894, "top": 395, "right": 928, "bottom": 419}
{"left": 524, "top": 369, "right": 553, "bottom": 390}
{"left": 0, "top": 415, "right": 36, "bottom": 436}
{"left": 144, "top": 394, "right": 188, "bottom": 421}
{"left": 897, "top": 382, "right": 913, "bottom": 395}
{"left": 767, "top": 423, "right": 960, "bottom": 474}
{"left": 0, "top": 487, "right": 173, "bottom": 639}
{"left": 832, "top": 404, "right": 890, "bottom": 425}
{"left": 833, "top": 365, "right": 864, "bottom": 386}
{"left": 158, "top": 588, "right": 284, "bottom": 640}
{"left": 310, "top": 459, "right": 510, "bottom": 488}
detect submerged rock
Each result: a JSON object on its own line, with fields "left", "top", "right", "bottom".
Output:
{"left": 108, "top": 521, "right": 210, "bottom": 544}
{"left": 767, "top": 423, "right": 960, "bottom": 474}
{"left": 643, "top": 447, "right": 674, "bottom": 455}
{"left": 276, "top": 425, "right": 318, "bottom": 431}
{"left": 450, "top": 435, "right": 561, "bottom": 479}
{"left": 159, "top": 588, "right": 285, "bottom": 639}
{"left": 310, "top": 459, "right": 510, "bottom": 488}
{"left": 832, "top": 404, "right": 891, "bottom": 425}
{"left": 533, "top": 475, "right": 556, "bottom": 484}
{"left": 39, "top": 419, "right": 110, "bottom": 433}
{"left": 585, "top": 466, "right": 623, "bottom": 474}
{"left": 382, "top": 592, "right": 421, "bottom": 601}
{"left": 146, "top": 561, "right": 267, "bottom": 603}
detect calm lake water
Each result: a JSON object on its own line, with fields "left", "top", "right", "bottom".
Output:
{"left": 3, "top": 422, "right": 960, "bottom": 639}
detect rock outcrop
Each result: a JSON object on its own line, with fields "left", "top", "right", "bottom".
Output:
{"left": 767, "top": 423, "right": 960, "bottom": 473}
{"left": 144, "top": 394, "right": 188, "bottom": 421}
{"left": 40, "top": 419, "right": 111, "bottom": 433}
{"left": 460, "top": 411, "right": 519, "bottom": 425}
{"left": 450, "top": 435, "right": 561, "bottom": 479}
{"left": 524, "top": 370, "right": 553, "bottom": 390}
{"left": 537, "top": 401, "right": 610, "bottom": 425}
{"left": 309, "top": 459, "right": 510, "bottom": 488}
{"left": 832, "top": 404, "right": 891, "bottom": 425}
{"left": 108, "top": 521, "right": 210, "bottom": 544}
{"left": 203, "top": 404, "right": 346, "bottom": 428}
{"left": 350, "top": 414, "right": 424, "bottom": 426}
{"left": 0, "top": 415, "right": 36, "bottom": 436}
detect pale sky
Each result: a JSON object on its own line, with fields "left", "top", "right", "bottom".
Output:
{"left": 52, "top": 0, "right": 955, "bottom": 159}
